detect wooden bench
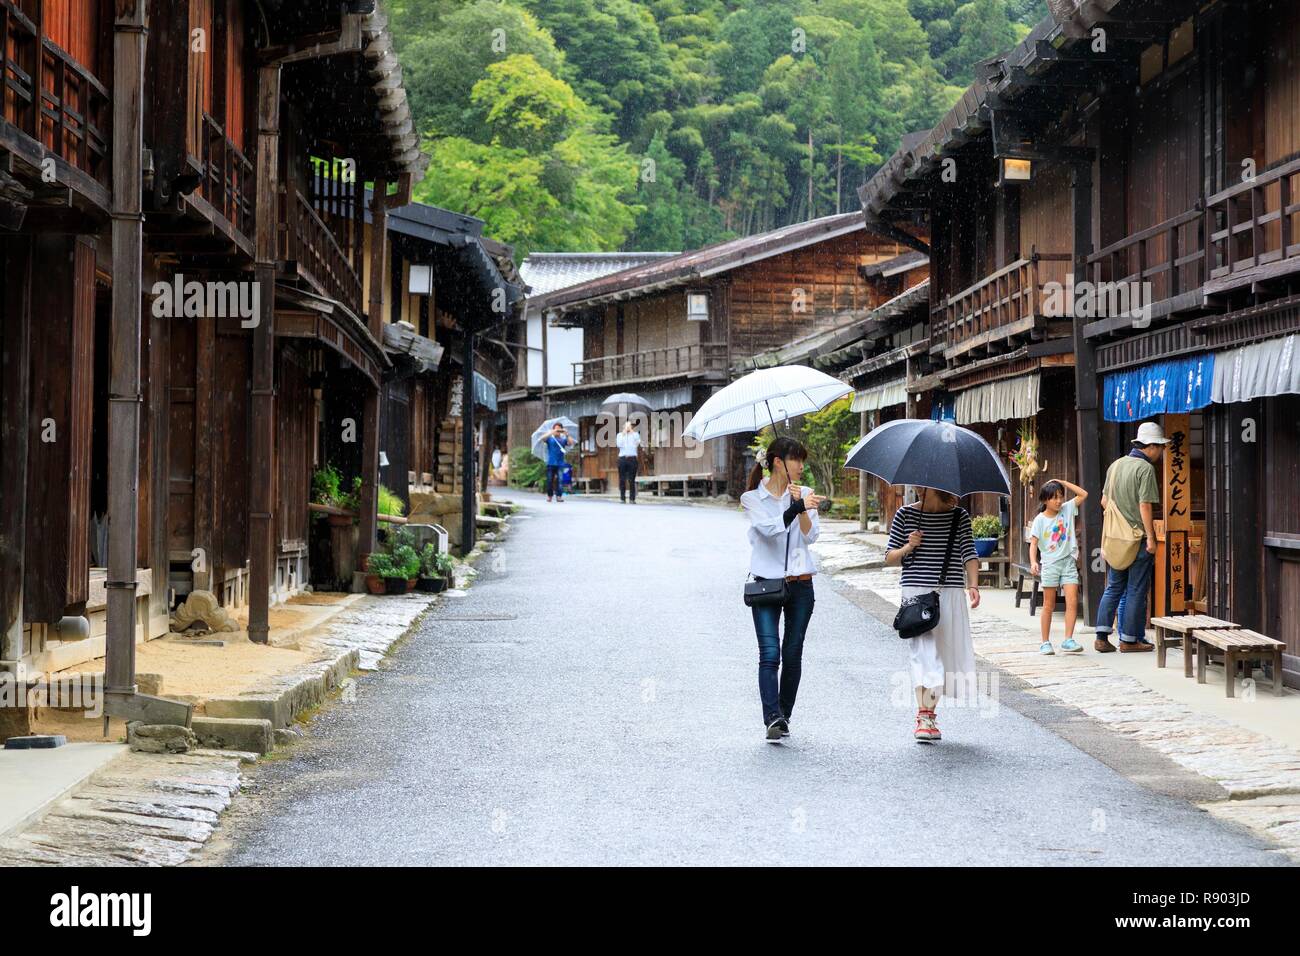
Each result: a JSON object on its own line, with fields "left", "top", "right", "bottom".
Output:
{"left": 635, "top": 474, "right": 720, "bottom": 498}
{"left": 1013, "top": 563, "right": 1042, "bottom": 616}
{"left": 977, "top": 555, "right": 1010, "bottom": 590}
{"left": 573, "top": 476, "right": 605, "bottom": 494}
{"left": 1195, "top": 629, "right": 1286, "bottom": 697}
{"left": 1150, "top": 615, "right": 1238, "bottom": 676}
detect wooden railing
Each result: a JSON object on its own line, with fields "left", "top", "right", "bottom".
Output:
{"left": 1088, "top": 206, "right": 1205, "bottom": 303}
{"left": 280, "top": 184, "right": 364, "bottom": 319}
{"left": 1, "top": 2, "right": 110, "bottom": 185}
{"left": 1205, "top": 156, "right": 1300, "bottom": 281}
{"left": 201, "top": 113, "right": 254, "bottom": 239}
{"left": 573, "top": 343, "right": 728, "bottom": 385}
{"left": 939, "top": 253, "right": 1070, "bottom": 356}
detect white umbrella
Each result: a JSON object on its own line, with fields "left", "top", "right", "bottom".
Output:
{"left": 682, "top": 366, "right": 852, "bottom": 441}
{"left": 531, "top": 416, "right": 579, "bottom": 459}
{"left": 601, "top": 392, "right": 652, "bottom": 410}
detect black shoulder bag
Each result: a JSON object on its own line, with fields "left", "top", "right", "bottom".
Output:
{"left": 743, "top": 526, "right": 791, "bottom": 608}
{"left": 892, "top": 508, "right": 962, "bottom": 639}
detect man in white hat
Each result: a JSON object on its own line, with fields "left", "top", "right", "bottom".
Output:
{"left": 1094, "top": 421, "right": 1170, "bottom": 652}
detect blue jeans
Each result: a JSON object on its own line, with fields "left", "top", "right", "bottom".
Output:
{"left": 546, "top": 465, "right": 563, "bottom": 498}
{"left": 750, "top": 579, "right": 815, "bottom": 725}
{"left": 1095, "top": 548, "right": 1154, "bottom": 642}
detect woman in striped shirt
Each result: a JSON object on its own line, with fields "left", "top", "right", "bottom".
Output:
{"left": 885, "top": 487, "right": 981, "bottom": 743}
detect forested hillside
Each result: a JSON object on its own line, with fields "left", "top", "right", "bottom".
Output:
{"left": 388, "top": 0, "right": 1047, "bottom": 256}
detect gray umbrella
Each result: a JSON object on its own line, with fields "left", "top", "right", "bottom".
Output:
{"left": 843, "top": 418, "right": 1011, "bottom": 497}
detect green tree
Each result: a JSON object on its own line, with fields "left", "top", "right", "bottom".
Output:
{"left": 944, "top": 0, "right": 1020, "bottom": 83}
{"left": 521, "top": 0, "right": 674, "bottom": 139}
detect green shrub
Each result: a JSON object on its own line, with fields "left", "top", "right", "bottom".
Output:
{"left": 377, "top": 484, "right": 405, "bottom": 517}
{"left": 312, "top": 464, "right": 343, "bottom": 506}
{"left": 508, "top": 445, "right": 546, "bottom": 489}
{"left": 434, "top": 550, "right": 456, "bottom": 577}
{"left": 366, "top": 552, "right": 395, "bottom": 578}
{"left": 972, "top": 514, "right": 1003, "bottom": 539}
{"left": 391, "top": 544, "right": 420, "bottom": 579}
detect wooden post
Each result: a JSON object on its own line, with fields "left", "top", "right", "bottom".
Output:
{"left": 105, "top": 1, "right": 148, "bottom": 697}
{"left": 0, "top": 240, "right": 30, "bottom": 668}
{"left": 1069, "top": 160, "right": 1106, "bottom": 626}
{"left": 462, "top": 332, "right": 476, "bottom": 554}
{"left": 1162, "top": 413, "right": 1192, "bottom": 614}
{"left": 357, "top": 180, "right": 388, "bottom": 565}
{"left": 858, "top": 409, "right": 868, "bottom": 531}
{"left": 248, "top": 64, "right": 281, "bottom": 645}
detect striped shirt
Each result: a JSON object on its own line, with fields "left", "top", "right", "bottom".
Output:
{"left": 886, "top": 505, "right": 977, "bottom": 588}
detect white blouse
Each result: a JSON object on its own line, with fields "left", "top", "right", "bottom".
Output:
{"left": 740, "top": 481, "right": 820, "bottom": 579}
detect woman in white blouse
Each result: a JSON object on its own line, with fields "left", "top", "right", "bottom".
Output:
{"left": 740, "top": 437, "right": 826, "bottom": 743}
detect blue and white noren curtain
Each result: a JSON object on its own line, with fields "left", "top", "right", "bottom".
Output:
{"left": 1102, "top": 354, "right": 1214, "bottom": 422}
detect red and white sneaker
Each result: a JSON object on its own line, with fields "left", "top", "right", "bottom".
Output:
{"left": 914, "top": 708, "right": 941, "bottom": 744}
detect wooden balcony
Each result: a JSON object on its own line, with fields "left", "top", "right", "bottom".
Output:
{"left": 279, "top": 184, "right": 364, "bottom": 320}
{"left": 572, "top": 343, "right": 727, "bottom": 387}
{"left": 199, "top": 113, "right": 254, "bottom": 241}
{"left": 1204, "top": 156, "right": 1300, "bottom": 290}
{"left": 0, "top": 1, "right": 109, "bottom": 200}
{"left": 938, "top": 253, "right": 1071, "bottom": 360}
{"left": 1088, "top": 207, "right": 1205, "bottom": 309}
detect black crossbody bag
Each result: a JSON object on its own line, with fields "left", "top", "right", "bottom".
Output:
{"left": 892, "top": 508, "right": 961, "bottom": 639}
{"left": 743, "top": 526, "right": 792, "bottom": 608}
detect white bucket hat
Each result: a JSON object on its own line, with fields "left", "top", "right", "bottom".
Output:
{"left": 1131, "top": 421, "right": 1172, "bottom": 446}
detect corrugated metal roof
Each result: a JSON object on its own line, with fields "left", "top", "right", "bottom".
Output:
{"left": 519, "top": 252, "right": 681, "bottom": 298}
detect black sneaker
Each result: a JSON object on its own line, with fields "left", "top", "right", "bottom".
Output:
{"left": 765, "top": 718, "right": 786, "bottom": 743}
{"left": 780, "top": 718, "right": 791, "bottom": 737}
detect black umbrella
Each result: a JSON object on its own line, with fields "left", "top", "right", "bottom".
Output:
{"left": 843, "top": 419, "right": 1011, "bottom": 497}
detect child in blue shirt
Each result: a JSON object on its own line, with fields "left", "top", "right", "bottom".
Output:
{"left": 1029, "top": 478, "right": 1089, "bottom": 655}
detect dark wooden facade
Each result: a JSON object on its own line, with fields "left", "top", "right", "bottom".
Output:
{"left": 1, "top": 1, "right": 427, "bottom": 720}
{"left": 860, "top": 0, "right": 1300, "bottom": 685}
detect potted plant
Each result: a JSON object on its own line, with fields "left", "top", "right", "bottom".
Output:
{"left": 434, "top": 550, "right": 456, "bottom": 589}
{"left": 312, "top": 464, "right": 352, "bottom": 527}
{"left": 971, "top": 514, "right": 1003, "bottom": 558}
{"left": 389, "top": 543, "right": 420, "bottom": 592}
{"left": 364, "top": 548, "right": 392, "bottom": 595}
{"left": 416, "top": 543, "right": 446, "bottom": 593}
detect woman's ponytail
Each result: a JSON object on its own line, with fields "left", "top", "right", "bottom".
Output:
{"left": 746, "top": 436, "right": 809, "bottom": 492}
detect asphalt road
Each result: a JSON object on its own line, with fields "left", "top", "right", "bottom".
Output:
{"left": 209, "top": 492, "right": 1283, "bottom": 866}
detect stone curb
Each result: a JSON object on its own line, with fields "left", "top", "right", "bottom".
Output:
{"left": 204, "top": 649, "right": 359, "bottom": 728}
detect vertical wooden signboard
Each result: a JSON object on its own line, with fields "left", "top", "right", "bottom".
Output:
{"left": 1163, "top": 414, "right": 1192, "bottom": 614}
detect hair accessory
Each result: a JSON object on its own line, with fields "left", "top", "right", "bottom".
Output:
{"left": 754, "top": 446, "right": 768, "bottom": 469}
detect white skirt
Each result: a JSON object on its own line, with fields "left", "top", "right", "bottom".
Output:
{"left": 901, "top": 585, "right": 977, "bottom": 701}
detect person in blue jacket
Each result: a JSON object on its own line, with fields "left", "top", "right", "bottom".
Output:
{"left": 544, "top": 422, "right": 574, "bottom": 502}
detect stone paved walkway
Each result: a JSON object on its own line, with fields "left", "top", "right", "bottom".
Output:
{"left": 812, "top": 525, "right": 1300, "bottom": 863}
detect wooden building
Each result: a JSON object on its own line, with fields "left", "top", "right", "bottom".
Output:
{"left": 859, "top": 0, "right": 1300, "bottom": 685}
{"left": 537, "top": 213, "right": 909, "bottom": 496}
{"left": 499, "top": 251, "right": 679, "bottom": 459}
{"left": 1, "top": 0, "right": 430, "bottom": 730}
{"left": 747, "top": 250, "right": 931, "bottom": 525}
{"left": 362, "top": 195, "right": 522, "bottom": 529}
